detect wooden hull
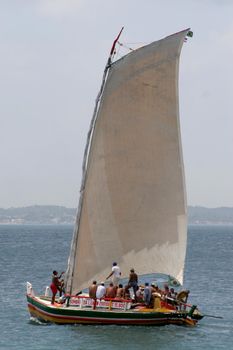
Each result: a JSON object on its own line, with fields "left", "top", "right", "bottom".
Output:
{"left": 27, "top": 295, "right": 200, "bottom": 326}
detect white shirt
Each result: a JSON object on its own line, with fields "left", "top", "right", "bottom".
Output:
{"left": 96, "top": 285, "right": 106, "bottom": 299}
{"left": 112, "top": 265, "right": 121, "bottom": 278}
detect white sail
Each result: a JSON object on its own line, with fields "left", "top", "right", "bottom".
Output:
{"left": 66, "top": 29, "right": 189, "bottom": 294}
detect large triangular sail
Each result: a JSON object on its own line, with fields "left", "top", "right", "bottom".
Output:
{"left": 66, "top": 29, "right": 190, "bottom": 294}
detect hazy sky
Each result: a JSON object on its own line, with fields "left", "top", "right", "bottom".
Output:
{"left": 0, "top": 0, "right": 232, "bottom": 209}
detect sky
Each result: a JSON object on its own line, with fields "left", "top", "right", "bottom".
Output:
{"left": 0, "top": 0, "right": 232, "bottom": 209}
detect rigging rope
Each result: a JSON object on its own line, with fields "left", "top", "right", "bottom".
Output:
{"left": 118, "top": 41, "right": 134, "bottom": 52}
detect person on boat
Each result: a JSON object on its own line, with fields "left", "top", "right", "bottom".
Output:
{"left": 151, "top": 283, "right": 161, "bottom": 297}
{"left": 106, "top": 282, "right": 117, "bottom": 298}
{"left": 106, "top": 262, "right": 121, "bottom": 286}
{"left": 116, "top": 284, "right": 125, "bottom": 299}
{"left": 149, "top": 283, "right": 163, "bottom": 308}
{"left": 170, "top": 287, "right": 177, "bottom": 299}
{"left": 143, "top": 282, "right": 152, "bottom": 307}
{"left": 50, "top": 270, "right": 64, "bottom": 304}
{"left": 164, "top": 287, "right": 178, "bottom": 309}
{"left": 59, "top": 279, "right": 66, "bottom": 297}
{"left": 163, "top": 284, "right": 171, "bottom": 298}
{"left": 135, "top": 285, "right": 144, "bottom": 303}
{"left": 96, "top": 282, "right": 106, "bottom": 299}
{"left": 176, "top": 289, "right": 190, "bottom": 310}
{"left": 124, "top": 286, "right": 131, "bottom": 300}
{"left": 89, "top": 280, "right": 98, "bottom": 299}
{"left": 125, "top": 268, "right": 138, "bottom": 301}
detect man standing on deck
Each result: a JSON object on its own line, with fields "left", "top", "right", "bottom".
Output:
{"left": 143, "top": 282, "right": 152, "bottom": 307}
{"left": 125, "top": 268, "right": 138, "bottom": 301}
{"left": 106, "top": 262, "right": 121, "bottom": 286}
{"left": 50, "top": 270, "right": 64, "bottom": 304}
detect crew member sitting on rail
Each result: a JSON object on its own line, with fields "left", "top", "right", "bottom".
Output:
{"left": 116, "top": 284, "right": 125, "bottom": 299}
{"left": 96, "top": 282, "right": 106, "bottom": 299}
{"left": 89, "top": 280, "right": 97, "bottom": 299}
{"left": 135, "top": 285, "right": 144, "bottom": 303}
{"left": 163, "top": 284, "right": 171, "bottom": 297}
{"left": 170, "top": 287, "right": 177, "bottom": 299}
{"left": 124, "top": 285, "right": 131, "bottom": 300}
{"left": 106, "top": 282, "right": 117, "bottom": 298}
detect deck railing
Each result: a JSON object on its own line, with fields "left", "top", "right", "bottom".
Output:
{"left": 65, "top": 294, "right": 132, "bottom": 310}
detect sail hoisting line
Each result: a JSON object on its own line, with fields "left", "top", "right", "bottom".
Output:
{"left": 115, "top": 41, "right": 150, "bottom": 59}
{"left": 114, "top": 42, "right": 122, "bottom": 61}
{"left": 65, "top": 28, "right": 124, "bottom": 294}
{"left": 114, "top": 42, "right": 134, "bottom": 61}
{"left": 118, "top": 42, "right": 134, "bottom": 52}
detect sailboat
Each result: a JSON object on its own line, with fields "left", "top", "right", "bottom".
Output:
{"left": 26, "top": 28, "right": 203, "bottom": 326}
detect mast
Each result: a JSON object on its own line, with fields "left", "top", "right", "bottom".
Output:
{"left": 65, "top": 28, "right": 124, "bottom": 294}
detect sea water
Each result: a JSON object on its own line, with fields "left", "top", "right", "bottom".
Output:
{"left": 0, "top": 224, "right": 233, "bottom": 350}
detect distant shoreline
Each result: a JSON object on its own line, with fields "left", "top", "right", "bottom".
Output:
{"left": 1, "top": 224, "right": 233, "bottom": 227}
{"left": 1, "top": 222, "right": 233, "bottom": 226}
{"left": 0, "top": 205, "right": 233, "bottom": 225}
